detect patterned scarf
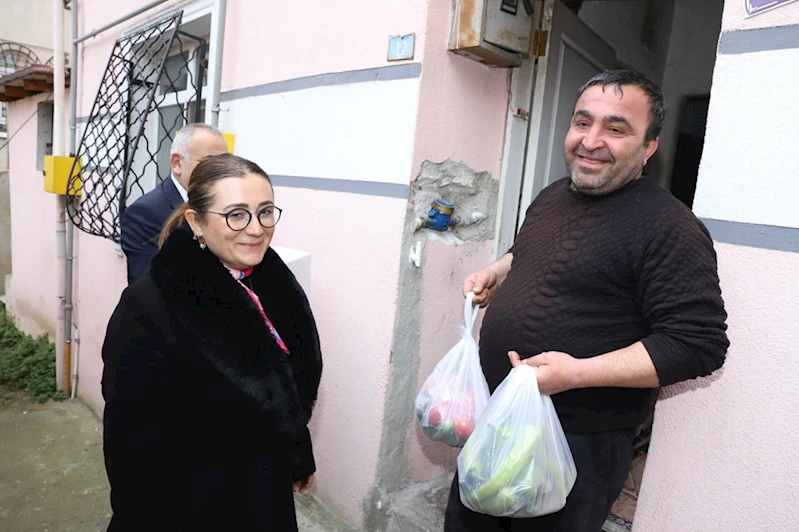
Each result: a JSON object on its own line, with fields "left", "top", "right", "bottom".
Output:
{"left": 226, "top": 265, "right": 290, "bottom": 355}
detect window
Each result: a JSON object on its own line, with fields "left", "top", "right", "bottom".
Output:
{"left": 152, "top": 19, "right": 210, "bottom": 182}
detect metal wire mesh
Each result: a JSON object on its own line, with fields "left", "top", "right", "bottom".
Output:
{"left": 67, "top": 11, "right": 207, "bottom": 242}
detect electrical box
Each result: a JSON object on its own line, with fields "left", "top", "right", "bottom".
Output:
{"left": 222, "top": 132, "right": 236, "bottom": 154}
{"left": 449, "top": 0, "right": 535, "bottom": 68}
{"left": 43, "top": 155, "right": 81, "bottom": 196}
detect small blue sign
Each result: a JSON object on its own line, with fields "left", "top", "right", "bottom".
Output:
{"left": 745, "top": 0, "right": 798, "bottom": 17}
{"left": 388, "top": 34, "right": 415, "bottom": 61}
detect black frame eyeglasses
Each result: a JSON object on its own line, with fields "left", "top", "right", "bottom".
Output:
{"left": 205, "top": 206, "right": 283, "bottom": 231}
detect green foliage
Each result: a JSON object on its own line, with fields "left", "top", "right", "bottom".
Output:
{"left": 0, "top": 305, "right": 64, "bottom": 403}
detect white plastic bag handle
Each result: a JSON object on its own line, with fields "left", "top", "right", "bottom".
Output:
{"left": 463, "top": 291, "right": 479, "bottom": 336}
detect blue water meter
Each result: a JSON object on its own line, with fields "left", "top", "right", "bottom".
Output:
{"left": 427, "top": 199, "right": 454, "bottom": 231}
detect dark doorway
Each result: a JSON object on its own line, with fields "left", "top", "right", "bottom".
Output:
{"left": 669, "top": 95, "right": 710, "bottom": 208}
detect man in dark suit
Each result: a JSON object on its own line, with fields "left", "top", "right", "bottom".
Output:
{"left": 120, "top": 123, "right": 228, "bottom": 284}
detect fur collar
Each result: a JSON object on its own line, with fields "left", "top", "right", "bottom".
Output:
{"left": 151, "top": 226, "right": 322, "bottom": 437}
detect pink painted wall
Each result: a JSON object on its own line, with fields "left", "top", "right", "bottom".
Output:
{"left": 270, "top": 186, "right": 406, "bottom": 524}
{"left": 222, "top": 0, "right": 428, "bottom": 91}
{"left": 6, "top": 95, "right": 59, "bottom": 338}
{"left": 72, "top": 234, "right": 128, "bottom": 416}
{"left": 405, "top": 0, "right": 509, "bottom": 481}
{"left": 634, "top": 243, "right": 799, "bottom": 531}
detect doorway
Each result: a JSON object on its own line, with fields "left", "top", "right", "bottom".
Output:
{"left": 497, "top": 0, "right": 725, "bottom": 529}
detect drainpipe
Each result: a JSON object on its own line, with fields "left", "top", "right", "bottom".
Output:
{"left": 207, "top": 0, "right": 227, "bottom": 127}
{"left": 66, "top": 0, "right": 78, "bottom": 399}
{"left": 53, "top": 0, "right": 70, "bottom": 397}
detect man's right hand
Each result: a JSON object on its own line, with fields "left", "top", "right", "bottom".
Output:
{"left": 463, "top": 268, "right": 499, "bottom": 307}
{"left": 463, "top": 253, "right": 514, "bottom": 307}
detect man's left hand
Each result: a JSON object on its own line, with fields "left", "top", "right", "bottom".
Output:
{"left": 508, "top": 350, "right": 583, "bottom": 395}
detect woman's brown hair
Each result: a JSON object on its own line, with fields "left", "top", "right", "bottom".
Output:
{"left": 158, "top": 153, "right": 272, "bottom": 247}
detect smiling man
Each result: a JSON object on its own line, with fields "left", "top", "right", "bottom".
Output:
{"left": 447, "top": 70, "right": 729, "bottom": 531}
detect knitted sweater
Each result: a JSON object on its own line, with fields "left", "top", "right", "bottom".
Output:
{"left": 479, "top": 177, "right": 729, "bottom": 433}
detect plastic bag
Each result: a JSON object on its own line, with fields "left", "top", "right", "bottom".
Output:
{"left": 457, "top": 365, "right": 577, "bottom": 518}
{"left": 415, "top": 292, "right": 490, "bottom": 447}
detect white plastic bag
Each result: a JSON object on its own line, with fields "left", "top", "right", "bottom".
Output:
{"left": 415, "top": 292, "right": 490, "bottom": 448}
{"left": 457, "top": 365, "right": 577, "bottom": 518}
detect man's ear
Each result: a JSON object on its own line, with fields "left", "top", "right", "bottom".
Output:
{"left": 644, "top": 137, "right": 659, "bottom": 166}
{"left": 171, "top": 152, "right": 183, "bottom": 177}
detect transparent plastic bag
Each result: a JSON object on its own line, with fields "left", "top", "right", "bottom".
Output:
{"left": 415, "top": 292, "right": 490, "bottom": 448}
{"left": 457, "top": 365, "right": 577, "bottom": 518}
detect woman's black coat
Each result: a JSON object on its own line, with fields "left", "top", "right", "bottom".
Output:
{"left": 101, "top": 227, "right": 323, "bottom": 531}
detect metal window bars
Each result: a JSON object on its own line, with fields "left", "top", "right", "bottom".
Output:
{"left": 66, "top": 11, "right": 207, "bottom": 242}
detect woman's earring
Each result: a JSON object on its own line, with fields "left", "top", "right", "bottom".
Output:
{"left": 194, "top": 233, "right": 206, "bottom": 250}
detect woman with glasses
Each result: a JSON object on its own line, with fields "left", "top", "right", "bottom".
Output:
{"left": 101, "top": 153, "right": 322, "bottom": 531}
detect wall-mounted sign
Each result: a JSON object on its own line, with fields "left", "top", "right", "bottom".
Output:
{"left": 388, "top": 34, "right": 415, "bottom": 62}
{"left": 745, "top": 0, "right": 798, "bottom": 17}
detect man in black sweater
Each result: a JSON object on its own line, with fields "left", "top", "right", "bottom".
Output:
{"left": 445, "top": 70, "right": 729, "bottom": 531}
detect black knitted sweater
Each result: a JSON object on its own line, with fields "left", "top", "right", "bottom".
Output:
{"left": 479, "top": 177, "right": 729, "bottom": 433}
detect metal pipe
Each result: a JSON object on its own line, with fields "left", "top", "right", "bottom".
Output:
{"left": 70, "top": 326, "right": 79, "bottom": 400}
{"left": 68, "top": 0, "right": 78, "bottom": 152}
{"left": 53, "top": 0, "right": 65, "bottom": 157}
{"left": 64, "top": 0, "right": 78, "bottom": 399}
{"left": 53, "top": 0, "right": 70, "bottom": 397}
{"left": 74, "top": 0, "right": 171, "bottom": 44}
{"left": 207, "top": 0, "right": 227, "bottom": 127}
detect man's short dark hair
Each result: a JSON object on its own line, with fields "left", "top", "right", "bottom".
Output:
{"left": 576, "top": 69, "right": 667, "bottom": 142}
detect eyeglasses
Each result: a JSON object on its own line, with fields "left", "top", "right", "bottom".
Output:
{"left": 205, "top": 206, "right": 283, "bottom": 231}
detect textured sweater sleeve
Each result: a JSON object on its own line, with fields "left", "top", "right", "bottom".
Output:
{"left": 637, "top": 212, "right": 729, "bottom": 386}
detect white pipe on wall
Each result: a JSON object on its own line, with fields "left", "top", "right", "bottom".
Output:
{"left": 65, "top": 0, "right": 78, "bottom": 399}
{"left": 53, "top": 0, "right": 65, "bottom": 158}
{"left": 206, "top": 0, "right": 227, "bottom": 127}
{"left": 53, "top": 0, "right": 68, "bottom": 395}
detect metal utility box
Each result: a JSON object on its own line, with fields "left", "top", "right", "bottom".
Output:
{"left": 43, "top": 155, "right": 81, "bottom": 196}
{"left": 449, "top": 0, "right": 535, "bottom": 68}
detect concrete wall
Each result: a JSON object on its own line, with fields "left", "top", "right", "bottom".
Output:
{"left": 633, "top": 2, "right": 799, "bottom": 530}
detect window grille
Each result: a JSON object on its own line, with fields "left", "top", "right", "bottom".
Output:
{"left": 67, "top": 11, "right": 207, "bottom": 242}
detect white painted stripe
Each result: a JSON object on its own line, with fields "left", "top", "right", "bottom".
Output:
{"left": 220, "top": 77, "right": 419, "bottom": 185}
{"left": 692, "top": 48, "right": 799, "bottom": 229}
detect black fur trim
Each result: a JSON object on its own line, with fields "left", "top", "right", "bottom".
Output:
{"left": 151, "top": 226, "right": 322, "bottom": 437}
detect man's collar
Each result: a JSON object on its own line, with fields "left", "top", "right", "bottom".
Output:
{"left": 170, "top": 173, "right": 188, "bottom": 203}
